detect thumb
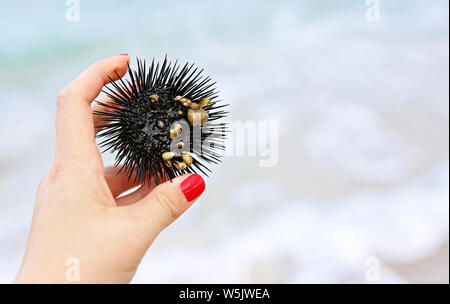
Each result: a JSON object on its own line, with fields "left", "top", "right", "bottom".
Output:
{"left": 132, "top": 174, "right": 205, "bottom": 233}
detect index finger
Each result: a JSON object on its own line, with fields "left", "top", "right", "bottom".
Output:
{"left": 55, "top": 55, "right": 129, "bottom": 159}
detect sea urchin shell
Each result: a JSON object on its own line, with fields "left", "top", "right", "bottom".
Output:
{"left": 94, "top": 57, "right": 228, "bottom": 185}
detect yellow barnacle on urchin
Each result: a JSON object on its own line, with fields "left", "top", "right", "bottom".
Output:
{"left": 149, "top": 94, "right": 159, "bottom": 102}
{"left": 173, "top": 161, "right": 187, "bottom": 170}
{"left": 162, "top": 151, "right": 175, "bottom": 161}
{"left": 189, "top": 102, "right": 200, "bottom": 110}
{"left": 188, "top": 108, "right": 209, "bottom": 126}
{"left": 198, "top": 98, "right": 210, "bottom": 108}
{"left": 182, "top": 153, "right": 193, "bottom": 166}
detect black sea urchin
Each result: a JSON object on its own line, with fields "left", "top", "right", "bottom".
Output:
{"left": 94, "top": 57, "right": 228, "bottom": 185}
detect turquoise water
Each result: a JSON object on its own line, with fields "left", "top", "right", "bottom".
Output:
{"left": 0, "top": 0, "right": 448, "bottom": 283}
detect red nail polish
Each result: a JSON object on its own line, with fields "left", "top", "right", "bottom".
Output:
{"left": 180, "top": 174, "right": 205, "bottom": 202}
{"left": 118, "top": 53, "right": 128, "bottom": 56}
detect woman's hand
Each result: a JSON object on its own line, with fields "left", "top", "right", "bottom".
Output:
{"left": 15, "top": 55, "right": 205, "bottom": 283}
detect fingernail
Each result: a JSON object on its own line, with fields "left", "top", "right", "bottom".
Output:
{"left": 118, "top": 53, "right": 128, "bottom": 56}
{"left": 180, "top": 174, "right": 205, "bottom": 202}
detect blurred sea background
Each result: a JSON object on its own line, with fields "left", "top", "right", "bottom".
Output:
{"left": 0, "top": 0, "right": 448, "bottom": 283}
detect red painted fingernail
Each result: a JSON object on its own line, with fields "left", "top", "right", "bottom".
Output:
{"left": 180, "top": 174, "right": 205, "bottom": 202}
{"left": 118, "top": 53, "right": 128, "bottom": 56}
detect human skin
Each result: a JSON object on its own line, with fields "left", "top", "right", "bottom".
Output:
{"left": 15, "top": 55, "right": 205, "bottom": 283}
